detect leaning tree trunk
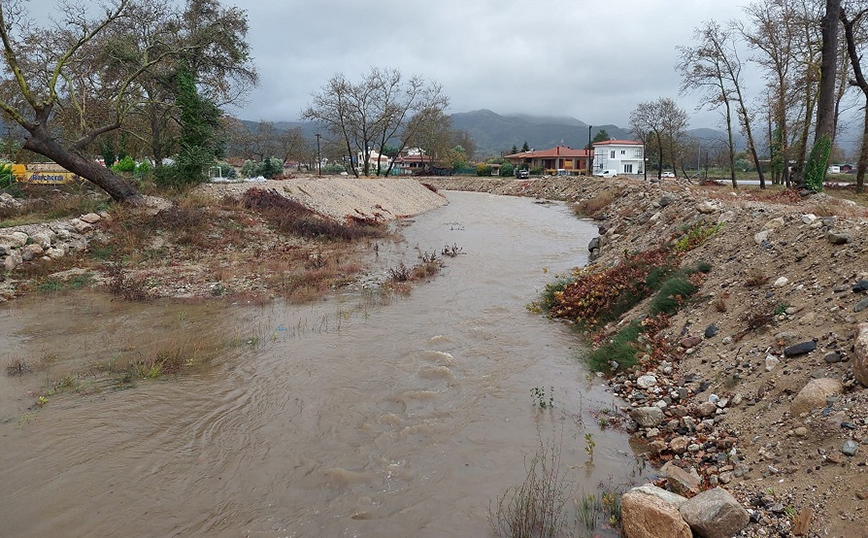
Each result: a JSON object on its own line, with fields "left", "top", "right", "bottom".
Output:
{"left": 24, "top": 127, "right": 144, "bottom": 205}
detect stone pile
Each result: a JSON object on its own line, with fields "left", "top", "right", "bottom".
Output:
{"left": 0, "top": 212, "right": 102, "bottom": 271}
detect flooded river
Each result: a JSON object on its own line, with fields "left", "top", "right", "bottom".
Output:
{"left": 0, "top": 191, "right": 641, "bottom": 537}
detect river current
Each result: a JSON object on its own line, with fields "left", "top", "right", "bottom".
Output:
{"left": 0, "top": 191, "right": 641, "bottom": 537}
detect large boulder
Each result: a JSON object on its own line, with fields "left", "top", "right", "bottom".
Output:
{"left": 679, "top": 487, "right": 750, "bottom": 538}
{"left": 622, "top": 486, "right": 692, "bottom": 538}
{"left": 631, "top": 406, "right": 665, "bottom": 427}
{"left": 790, "top": 378, "right": 844, "bottom": 415}
{"left": 854, "top": 323, "right": 868, "bottom": 387}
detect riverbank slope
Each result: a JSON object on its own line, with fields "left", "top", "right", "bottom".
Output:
{"left": 422, "top": 175, "right": 868, "bottom": 537}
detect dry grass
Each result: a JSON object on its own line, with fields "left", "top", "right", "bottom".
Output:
{"left": 744, "top": 266, "right": 769, "bottom": 287}
{"left": 573, "top": 188, "right": 621, "bottom": 219}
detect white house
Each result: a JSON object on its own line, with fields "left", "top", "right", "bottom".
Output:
{"left": 593, "top": 140, "right": 644, "bottom": 176}
{"left": 356, "top": 149, "right": 391, "bottom": 173}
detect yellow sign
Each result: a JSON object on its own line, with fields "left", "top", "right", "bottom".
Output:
{"left": 11, "top": 164, "right": 81, "bottom": 185}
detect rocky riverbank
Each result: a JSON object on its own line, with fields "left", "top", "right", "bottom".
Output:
{"left": 422, "top": 175, "right": 868, "bottom": 537}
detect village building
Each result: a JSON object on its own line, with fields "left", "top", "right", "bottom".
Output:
{"left": 504, "top": 145, "right": 591, "bottom": 175}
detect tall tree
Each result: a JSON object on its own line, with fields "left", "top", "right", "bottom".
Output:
{"left": 678, "top": 20, "right": 739, "bottom": 188}
{"left": 804, "top": 0, "right": 841, "bottom": 190}
{"left": 840, "top": 4, "right": 868, "bottom": 193}
{"left": 0, "top": 0, "right": 148, "bottom": 203}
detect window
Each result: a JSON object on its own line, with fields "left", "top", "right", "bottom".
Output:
{"left": 621, "top": 150, "right": 626, "bottom": 155}
{"left": 610, "top": 150, "right": 615, "bottom": 158}
{"left": 624, "top": 164, "right": 633, "bottom": 173}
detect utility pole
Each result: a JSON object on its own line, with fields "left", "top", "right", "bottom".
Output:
{"left": 588, "top": 125, "right": 594, "bottom": 175}
{"left": 315, "top": 133, "right": 322, "bottom": 177}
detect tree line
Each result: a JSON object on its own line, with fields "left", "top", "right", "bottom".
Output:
{"left": 631, "top": 0, "right": 868, "bottom": 193}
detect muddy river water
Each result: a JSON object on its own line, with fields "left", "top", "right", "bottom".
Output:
{"left": 0, "top": 191, "right": 642, "bottom": 537}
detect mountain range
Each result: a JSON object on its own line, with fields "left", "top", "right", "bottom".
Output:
{"left": 250, "top": 109, "right": 741, "bottom": 158}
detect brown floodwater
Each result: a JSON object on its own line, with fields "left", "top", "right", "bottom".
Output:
{"left": 0, "top": 191, "right": 644, "bottom": 537}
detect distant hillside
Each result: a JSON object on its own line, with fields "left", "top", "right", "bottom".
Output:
{"left": 238, "top": 112, "right": 739, "bottom": 159}
{"left": 451, "top": 109, "right": 631, "bottom": 157}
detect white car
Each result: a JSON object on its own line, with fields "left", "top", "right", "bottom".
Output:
{"left": 593, "top": 169, "right": 618, "bottom": 178}
{"left": 661, "top": 171, "right": 676, "bottom": 178}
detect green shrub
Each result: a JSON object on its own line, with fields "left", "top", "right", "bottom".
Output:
{"left": 530, "top": 166, "right": 543, "bottom": 175}
{"left": 134, "top": 160, "right": 152, "bottom": 178}
{"left": 476, "top": 163, "right": 492, "bottom": 176}
{"left": 586, "top": 321, "right": 643, "bottom": 372}
{"left": 215, "top": 162, "right": 236, "bottom": 179}
{"left": 322, "top": 164, "right": 347, "bottom": 175}
{"left": 673, "top": 222, "right": 722, "bottom": 252}
{"left": 240, "top": 159, "right": 258, "bottom": 178}
{"left": 500, "top": 163, "right": 514, "bottom": 177}
{"left": 111, "top": 156, "right": 136, "bottom": 173}
{"left": 0, "top": 162, "right": 14, "bottom": 189}
{"left": 649, "top": 275, "right": 698, "bottom": 315}
{"left": 804, "top": 135, "right": 830, "bottom": 192}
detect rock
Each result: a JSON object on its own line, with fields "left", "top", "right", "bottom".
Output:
{"left": 792, "top": 507, "right": 813, "bottom": 536}
{"left": 827, "top": 230, "right": 851, "bottom": 244}
{"left": 784, "top": 340, "right": 816, "bottom": 357}
{"left": 842, "top": 440, "right": 859, "bottom": 456}
{"left": 70, "top": 219, "right": 93, "bottom": 233}
{"left": 30, "top": 231, "right": 54, "bottom": 249}
{"left": 853, "top": 280, "right": 868, "bottom": 292}
{"left": 21, "top": 244, "right": 44, "bottom": 262}
{"left": 681, "top": 335, "right": 703, "bottom": 349}
{"left": 588, "top": 237, "right": 600, "bottom": 251}
{"left": 718, "top": 211, "right": 736, "bottom": 224}
{"left": 679, "top": 487, "right": 750, "bottom": 538}
{"left": 45, "top": 248, "right": 65, "bottom": 259}
{"left": 855, "top": 298, "right": 868, "bottom": 313}
{"left": 791, "top": 378, "right": 844, "bottom": 415}
{"left": 0, "top": 232, "right": 27, "bottom": 247}
{"left": 4, "top": 251, "right": 22, "bottom": 271}
{"left": 754, "top": 230, "right": 771, "bottom": 245}
{"left": 704, "top": 325, "right": 719, "bottom": 338}
{"left": 765, "top": 354, "right": 781, "bottom": 371}
{"left": 697, "top": 401, "right": 717, "bottom": 418}
{"left": 669, "top": 436, "right": 690, "bottom": 453}
{"left": 773, "top": 276, "right": 789, "bottom": 287}
{"left": 666, "top": 465, "right": 701, "bottom": 496}
{"left": 79, "top": 212, "right": 102, "bottom": 224}
{"left": 637, "top": 375, "right": 658, "bottom": 389}
{"left": 622, "top": 487, "right": 692, "bottom": 538}
{"left": 697, "top": 201, "right": 718, "bottom": 214}
{"left": 801, "top": 213, "right": 818, "bottom": 225}
{"left": 764, "top": 217, "right": 785, "bottom": 230}
{"left": 854, "top": 323, "right": 868, "bottom": 387}
{"left": 632, "top": 406, "right": 665, "bottom": 427}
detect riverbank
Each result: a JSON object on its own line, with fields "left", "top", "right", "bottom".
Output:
{"left": 0, "top": 177, "right": 447, "bottom": 302}
{"left": 423, "top": 175, "right": 868, "bottom": 537}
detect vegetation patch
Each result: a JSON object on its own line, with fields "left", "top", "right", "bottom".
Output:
{"left": 542, "top": 248, "right": 673, "bottom": 329}
{"left": 672, "top": 222, "right": 722, "bottom": 252}
{"left": 242, "top": 188, "right": 385, "bottom": 241}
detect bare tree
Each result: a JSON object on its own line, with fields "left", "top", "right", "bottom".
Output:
{"left": 629, "top": 98, "right": 688, "bottom": 181}
{"left": 739, "top": 0, "right": 801, "bottom": 186}
{"left": 303, "top": 68, "right": 448, "bottom": 177}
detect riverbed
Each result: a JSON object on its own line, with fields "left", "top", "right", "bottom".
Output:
{"left": 0, "top": 191, "right": 641, "bottom": 537}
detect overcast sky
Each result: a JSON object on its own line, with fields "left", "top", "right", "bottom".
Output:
{"left": 229, "top": 0, "right": 752, "bottom": 129}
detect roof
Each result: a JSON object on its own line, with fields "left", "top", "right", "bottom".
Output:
{"left": 504, "top": 145, "right": 590, "bottom": 159}
{"left": 593, "top": 140, "right": 642, "bottom": 146}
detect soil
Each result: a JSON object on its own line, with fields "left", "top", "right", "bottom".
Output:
{"left": 3, "top": 174, "right": 868, "bottom": 536}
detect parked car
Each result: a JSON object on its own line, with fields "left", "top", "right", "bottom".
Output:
{"left": 515, "top": 168, "right": 530, "bottom": 179}
{"left": 661, "top": 171, "right": 676, "bottom": 178}
{"left": 593, "top": 169, "right": 618, "bottom": 178}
